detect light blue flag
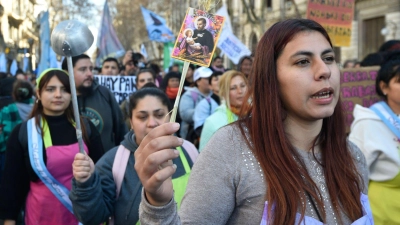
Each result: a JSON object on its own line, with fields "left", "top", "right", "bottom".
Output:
{"left": 23, "top": 49, "right": 29, "bottom": 72}
{"left": 140, "top": 44, "right": 148, "bottom": 59}
{"left": 23, "top": 57, "right": 29, "bottom": 72}
{"left": 0, "top": 53, "right": 6, "bottom": 73}
{"left": 96, "top": 0, "right": 125, "bottom": 67}
{"left": 37, "top": 11, "right": 50, "bottom": 76}
{"left": 50, "top": 47, "right": 58, "bottom": 68}
{"left": 140, "top": 6, "right": 174, "bottom": 43}
{"left": 10, "top": 59, "right": 18, "bottom": 76}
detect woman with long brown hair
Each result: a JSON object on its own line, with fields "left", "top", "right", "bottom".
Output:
{"left": 0, "top": 69, "right": 104, "bottom": 225}
{"left": 132, "top": 19, "right": 373, "bottom": 224}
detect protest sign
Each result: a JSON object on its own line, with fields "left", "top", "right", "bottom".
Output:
{"left": 171, "top": 7, "right": 225, "bottom": 67}
{"left": 307, "top": 0, "right": 355, "bottom": 46}
{"left": 217, "top": 31, "right": 251, "bottom": 64}
{"left": 340, "top": 66, "right": 382, "bottom": 132}
{"left": 94, "top": 75, "right": 137, "bottom": 104}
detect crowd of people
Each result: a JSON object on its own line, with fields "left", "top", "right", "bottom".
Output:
{"left": 0, "top": 18, "right": 399, "bottom": 225}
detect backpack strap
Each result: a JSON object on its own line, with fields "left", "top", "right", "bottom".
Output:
{"left": 205, "top": 97, "right": 212, "bottom": 114}
{"left": 19, "top": 121, "right": 28, "bottom": 151}
{"left": 182, "top": 140, "right": 199, "bottom": 162}
{"left": 112, "top": 144, "right": 130, "bottom": 199}
{"left": 109, "top": 144, "right": 130, "bottom": 225}
{"left": 190, "top": 91, "right": 198, "bottom": 104}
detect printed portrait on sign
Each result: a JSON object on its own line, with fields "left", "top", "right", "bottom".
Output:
{"left": 172, "top": 7, "right": 225, "bottom": 67}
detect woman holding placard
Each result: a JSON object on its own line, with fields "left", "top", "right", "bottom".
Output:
{"left": 349, "top": 59, "right": 400, "bottom": 224}
{"left": 134, "top": 19, "right": 374, "bottom": 224}
{"left": 70, "top": 87, "right": 198, "bottom": 225}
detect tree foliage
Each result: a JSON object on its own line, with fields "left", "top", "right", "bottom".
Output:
{"left": 48, "top": 0, "right": 95, "bottom": 29}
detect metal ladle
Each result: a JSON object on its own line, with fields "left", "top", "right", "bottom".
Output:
{"left": 51, "top": 20, "right": 94, "bottom": 153}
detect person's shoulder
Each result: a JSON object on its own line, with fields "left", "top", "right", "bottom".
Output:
{"left": 201, "top": 123, "right": 250, "bottom": 160}
{"left": 347, "top": 140, "right": 369, "bottom": 193}
{"left": 96, "top": 85, "right": 113, "bottom": 95}
{"left": 353, "top": 104, "right": 379, "bottom": 120}
{"left": 347, "top": 140, "right": 364, "bottom": 158}
{"left": 208, "top": 123, "right": 244, "bottom": 146}
{"left": 196, "top": 98, "right": 208, "bottom": 107}
{"left": 347, "top": 140, "right": 368, "bottom": 171}
{"left": 351, "top": 104, "right": 383, "bottom": 131}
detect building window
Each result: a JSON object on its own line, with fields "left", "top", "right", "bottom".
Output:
{"left": 266, "top": 0, "right": 272, "bottom": 8}
{"left": 251, "top": 32, "right": 258, "bottom": 53}
{"left": 362, "top": 17, "right": 385, "bottom": 59}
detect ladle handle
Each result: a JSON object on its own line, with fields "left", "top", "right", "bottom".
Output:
{"left": 67, "top": 56, "right": 85, "bottom": 154}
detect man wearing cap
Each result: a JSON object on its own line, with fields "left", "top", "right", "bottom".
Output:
{"left": 179, "top": 67, "right": 213, "bottom": 140}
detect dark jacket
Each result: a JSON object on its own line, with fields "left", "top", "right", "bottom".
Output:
{"left": 77, "top": 81, "right": 128, "bottom": 151}
{"left": 69, "top": 131, "right": 195, "bottom": 225}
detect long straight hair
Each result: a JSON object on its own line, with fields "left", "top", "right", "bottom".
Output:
{"left": 239, "top": 19, "right": 363, "bottom": 225}
{"left": 30, "top": 69, "right": 90, "bottom": 144}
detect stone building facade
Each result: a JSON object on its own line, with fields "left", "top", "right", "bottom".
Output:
{"left": 0, "top": 0, "right": 39, "bottom": 72}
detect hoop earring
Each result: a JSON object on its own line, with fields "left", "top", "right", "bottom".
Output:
{"left": 36, "top": 99, "right": 40, "bottom": 103}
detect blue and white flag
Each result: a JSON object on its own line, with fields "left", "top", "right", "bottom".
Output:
{"left": 215, "top": 5, "right": 250, "bottom": 64}
{"left": 37, "top": 11, "right": 50, "bottom": 76}
{"left": 216, "top": 5, "right": 233, "bottom": 34}
{"left": 96, "top": 0, "right": 125, "bottom": 67}
{"left": 140, "top": 44, "right": 148, "bottom": 59}
{"left": 140, "top": 6, "right": 174, "bottom": 43}
{"left": 0, "top": 53, "right": 7, "bottom": 73}
{"left": 10, "top": 59, "right": 18, "bottom": 76}
{"left": 217, "top": 32, "right": 251, "bottom": 64}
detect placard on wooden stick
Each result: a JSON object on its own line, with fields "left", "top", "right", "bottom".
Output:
{"left": 340, "top": 66, "right": 382, "bottom": 133}
{"left": 171, "top": 7, "right": 225, "bottom": 67}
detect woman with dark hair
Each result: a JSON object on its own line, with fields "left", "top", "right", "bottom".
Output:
{"left": 11, "top": 80, "right": 35, "bottom": 120}
{"left": 133, "top": 19, "right": 373, "bottom": 224}
{"left": 120, "top": 69, "right": 157, "bottom": 128}
{"left": 0, "top": 80, "right": 34, "bottom": 179}
{"left": 0, "top": 69, "right": 104, "bottom": 225}
{"left": 349, "top": 59, "right": 400, "bottom": 224}
{"left": 161, "top": 71, "right": 182, "bottom": 136}
{"left": 161, "top": 71, "right": 181, "bottom": 106}
{"left": 70, "top": 87, "right": 198, "bottom": 225}
{"left": 183, "top": 64, "right": 196, "bottom": 88}
{"left": 147, "top": 63, "right": 164, "bottom": 87}
{"left": 237, "top": 55, "right": 253, "bottom": 78}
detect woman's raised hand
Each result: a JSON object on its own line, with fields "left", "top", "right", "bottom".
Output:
{"left": 72, "top": 153, "right": 95, "bottom": 183}
{"left": 134, "top": 123, "right": 183, "bottom": 206}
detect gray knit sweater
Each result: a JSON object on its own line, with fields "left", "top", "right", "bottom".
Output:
{"left": 139, "top": 125, "right": 369, "bottom": 225}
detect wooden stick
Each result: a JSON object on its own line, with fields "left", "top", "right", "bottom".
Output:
{"left": 170, "top": 62, "right": 190, "bottom": 123}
